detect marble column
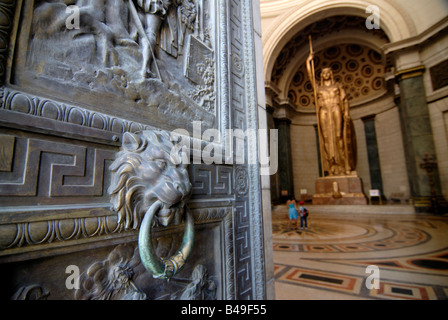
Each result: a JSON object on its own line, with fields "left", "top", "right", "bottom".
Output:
{"left": 313, "top": 124, "right": 323, "bottom": 177}
{"left": 266, "top": 106, "right": 279, "bottom": 203}
{"left": 396, "top": 66, "right": 443, "bottom": 212}
{"left": 362, "top": 115, "right": 384, "bottom": 200}
{"left": 275, "top": 118, "right": 294, "bottom": 202}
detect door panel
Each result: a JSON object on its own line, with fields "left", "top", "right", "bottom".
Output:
{"left": 0, "top": 0, "right": 266, "bottom": 300}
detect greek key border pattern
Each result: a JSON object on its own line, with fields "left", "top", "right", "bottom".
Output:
{"left": 241, "top": 0, "right": 265, "bottom": 300}
{"left": 227, "top": 0, "right": 265, "bottom": 300}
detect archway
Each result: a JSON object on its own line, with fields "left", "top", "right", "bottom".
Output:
{"left": 264, "top": 5, "right": 412, "bottom": 204}
{"left": 262, "top": 0, "right": 416, "bottom": 83}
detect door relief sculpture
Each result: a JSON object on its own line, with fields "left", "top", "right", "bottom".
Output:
{"left": 19, "top": 0, "right": 216, "bottom": 131}
{"left": 0, "top": 0, "right": 266, "bottom": 300}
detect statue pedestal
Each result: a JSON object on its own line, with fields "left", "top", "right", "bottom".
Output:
{"left": 312, "top": 174, "right": 367, "bottom": 205}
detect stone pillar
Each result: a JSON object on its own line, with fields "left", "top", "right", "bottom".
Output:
{"left": 275, "top": 117, "right": 294, "bottom": 202}
{"left": 396, "top": 66, "right": 443, "bottom": 212}
{"left": 362, "top": 115, "right": 384, "bottom": 201}
{"left": 266, "top": 106, "right": 279, "bottom": 203}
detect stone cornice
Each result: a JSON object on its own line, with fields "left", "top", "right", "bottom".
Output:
{"left": 383, "top": 16, "right": 448, "bottom": 55}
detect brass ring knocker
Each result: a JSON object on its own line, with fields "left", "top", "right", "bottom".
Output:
{"left": 138, "top": 200, "right": 194, "bottom": 280}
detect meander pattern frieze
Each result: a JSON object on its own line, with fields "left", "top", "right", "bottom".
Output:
{"left": 228, "top": 0, "right": 263, "bottom": 300}
{"left": 241, "top": 0, "right": 266, "bottom": 300}
{"left": 0, "top": 134, "right": 115, "bottom": 200}
{"left": 189, "top": 164, "right": 233, "bottom": 197}
{"left": 0, "top": 120, "right": 238, "bottom": 261}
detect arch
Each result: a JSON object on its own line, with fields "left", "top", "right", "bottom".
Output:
{"left": 277, "top": 30, "right": 389, "bottom": 101}
{"left": 262, "top": 0, "right": 416, "bottom": 83}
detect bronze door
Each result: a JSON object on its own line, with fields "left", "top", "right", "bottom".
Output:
{"left": 0, "top": 0, "right": 267, "bottom": 300}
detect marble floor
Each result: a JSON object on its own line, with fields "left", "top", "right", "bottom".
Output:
{"left": 272, "top": 205, "right": 448, "bottom": 300}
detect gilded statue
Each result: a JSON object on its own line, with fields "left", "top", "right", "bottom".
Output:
{"left": 306, "top": 37, "right": 357, "bottom": 176}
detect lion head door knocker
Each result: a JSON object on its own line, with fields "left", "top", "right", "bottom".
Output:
{"left": 108, "top": 130, "right": 193, "bottom": 280}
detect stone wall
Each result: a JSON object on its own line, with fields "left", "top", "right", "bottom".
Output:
{"left": 428, "top": 97, "right": 448, "bottom": 200}
{"left": 290, "top": 123, "right": 319, "bottom": 198}
{"left": 421, "top": 32, "right": 448, "bottom": 200}
{"left": 376, "top": 106, "right": 410, "bottom": 199}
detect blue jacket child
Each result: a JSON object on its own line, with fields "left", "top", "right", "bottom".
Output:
{"left": 298, "top": 201, "right": 308, "bottom": 230}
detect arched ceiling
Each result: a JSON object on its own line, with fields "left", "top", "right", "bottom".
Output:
{"left": 267, "top": 15, "right": 391, "bottom": 107}
{"left": 261, "top": 0, "right": 417, "bottom": 83}
{"left": 270, "top": 16, "right": 388, "bottom": 85}
{"left": 288, "top": 43, "right": 386, "bottom": 107}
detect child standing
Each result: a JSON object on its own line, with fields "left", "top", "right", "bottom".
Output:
{"left": 299, "top": 201, "right": 308, "bottom": 230}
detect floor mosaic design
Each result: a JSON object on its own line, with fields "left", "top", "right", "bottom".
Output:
{"left": 273, "top": 208, "right": 448, "bottom": 300}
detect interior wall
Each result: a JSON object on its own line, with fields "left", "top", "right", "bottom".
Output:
{"left": 290, "top": 123, "right": 318, "bottom": 199}
{"left": 421, "top": 32, "right": 448, "bottom": 200}
{"left": 375, "top": 104, "right": 411, "bottom": 199}
{"left": 353, "top": 118, "right": 371, "bottom": 194}
{"left": 428, "top": 97, "right": 448, "bottom": 200}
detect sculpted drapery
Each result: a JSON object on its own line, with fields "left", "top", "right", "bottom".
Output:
{"left": 306, "top": 51, "right": 357, "bottom": 176}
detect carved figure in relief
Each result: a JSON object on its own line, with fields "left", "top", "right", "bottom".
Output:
{"left": 75, "top": 244, "right": 147, "bottom": 300}
{"left": 109, "top": 130, "right": 194, "bottom": 280}
{"left": 130, "top": 0, "right": 172, "bottom": 79}
{"left": 133, "top": 0, "right": 198, "bottom": 77}
{"left": 306, "top": 48, "right": 357, "bottom": 176}
{"left": 28, "top": 0, "right": 214, "bottom": 113}
{"left": 30, "top": 1, "right": 198, "bottom": 79}
{"left": 32, "top": 0, "right": 130, "bottom": 68}
{"left": 177, "top": 0, "right": 198, "bottom": 54}
{"left": 74, "top": 243, "right": 217, "bottom": 300}
{"left": 179, "top": 264, "right": 217, "bottom": 300}
{"left": 11, "top": 285, "right": 50, "bottom": 300}
{"left": 189, "top": 56, "right": 215, "bottom": 112}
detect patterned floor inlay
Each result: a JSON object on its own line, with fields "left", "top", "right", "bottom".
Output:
{"left": 303, "top": 244, "right": 340, "bottom": 253}
{"left": 273, "top": 243, "right": 300, "bottom": 252}
{"left": 273, "top": 217, "right": 430, "bottom": 253}
{"left": 370, "top": 281, "right": 437, "bottom": 300}
{"left": 273, "top": 209, "right": 448, "bottom": 300}
{"left": 277, "top": 266, "right": 363, "bottom": 295}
